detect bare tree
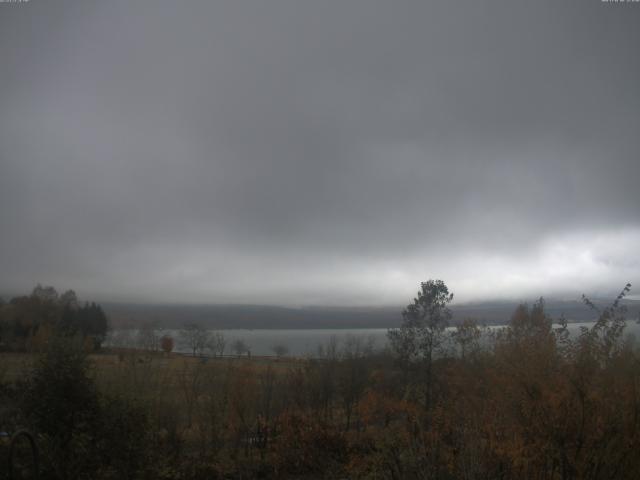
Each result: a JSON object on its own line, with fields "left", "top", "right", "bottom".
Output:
{"left": 452, "top": 319, "right": 482, "bottom": 360}
{"left": 180, "top": 323, "right": 210, "bottom": 356}
{"left": 232, "top": 339, "right": 249, "bottom": 357}
{"left": 207, "top": 331, "right": 227, "bottom": 357}
{"left": 109, "top": 329, "right": 135, "bottom": 349}
{"left": 316, "top": 335, "right": 340, "bottom": 360}
{"left": 137, "top": 321, "right": 162, "bottom": 352}
{"left": 271, "top": 344, "right": 289, "bottom": 358}
{"left": 338, "top": 334, "right": 372, "bottom": 430}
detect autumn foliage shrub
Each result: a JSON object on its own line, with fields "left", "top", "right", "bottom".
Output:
{"left": 270, "top": 410, "right": 347, "bottom": 476}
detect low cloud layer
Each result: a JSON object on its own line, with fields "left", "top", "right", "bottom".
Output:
{"left": 1, "top": 0, "right": 639, "bottom": 305}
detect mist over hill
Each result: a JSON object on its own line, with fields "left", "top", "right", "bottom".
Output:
{"left": 104, "top": 298, "right": 640, "bottom": 330}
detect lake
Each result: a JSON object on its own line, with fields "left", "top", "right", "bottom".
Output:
{"left": 108, "top": 320, "right": 640, "bottom": 357}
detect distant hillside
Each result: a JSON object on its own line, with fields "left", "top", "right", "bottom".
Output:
{"left": 104, "top": 298, "right": 640, "bottom": 329}
{"left": 104, "top": 303, "right": 400, "bottom": 329}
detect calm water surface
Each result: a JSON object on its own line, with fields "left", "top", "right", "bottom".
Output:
{"left": 109, "top": 321, "right": 640, "bottom": 357}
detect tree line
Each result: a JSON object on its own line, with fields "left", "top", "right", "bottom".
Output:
{"left": 0, "top": 285, "right": 108, "bottom": 352}
{"left": 110, "top": 321, "right": 290, "bottom": 358}
{"left": 1, "top": 280, "right": 639, "bottom": 479}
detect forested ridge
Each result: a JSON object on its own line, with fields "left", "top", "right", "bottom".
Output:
{"left": 93, "top": 299, "right": 640, "bottom": 330}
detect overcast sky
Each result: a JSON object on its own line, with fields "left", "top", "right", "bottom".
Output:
{"left": 1, "top": 0, "right": 639, "bottom": 306}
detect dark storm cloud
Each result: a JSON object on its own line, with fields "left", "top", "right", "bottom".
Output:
{"left": 1, "top": 0, "right": 639, "bottom": 305}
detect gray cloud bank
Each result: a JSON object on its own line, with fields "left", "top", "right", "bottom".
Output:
{"left": 1, "top": 0, "right": 639, "bottom": 305}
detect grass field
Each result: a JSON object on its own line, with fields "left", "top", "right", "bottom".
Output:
{"left": 2, "top": 349, "right": 300, "bottom": 384}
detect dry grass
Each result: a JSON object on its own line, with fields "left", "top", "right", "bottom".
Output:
{"left": 0, "top": 353, "right": 33, "bottom": 383}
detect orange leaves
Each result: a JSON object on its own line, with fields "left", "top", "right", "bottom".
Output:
{"left": 269, "top": 409, "right": 347, "bottom": 476}
{"left": 160, "top": 335, "right": 174, "bottom": 354}
{"left": 357, "top": 390, "right": 416, "bottom": 428}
